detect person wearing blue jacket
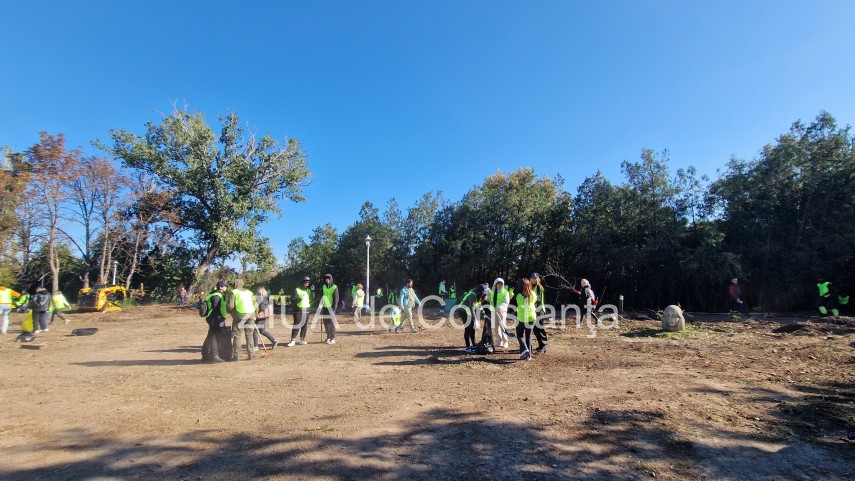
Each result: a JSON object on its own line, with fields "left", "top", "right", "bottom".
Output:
{"left": 398, "top": 278, "right": 421, "bottom": 333}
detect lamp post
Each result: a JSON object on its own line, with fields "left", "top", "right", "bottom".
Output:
{"left": 112, "top": 260, "right": 118, "bottom": 286}
{"left": 365, "top": 235, "right": 371, "bottom": 313}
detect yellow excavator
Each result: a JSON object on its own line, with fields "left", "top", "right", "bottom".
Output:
{"left": 78, "top": 284, "right": 128, "bottom": 312}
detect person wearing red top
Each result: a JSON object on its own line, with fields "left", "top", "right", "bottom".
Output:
{"left": 728, "top": 278, "right": 749, "bottom": 315}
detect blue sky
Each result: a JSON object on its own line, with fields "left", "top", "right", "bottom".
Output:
{"left": 3, "top": 0, "right": 855, "bottom": 263}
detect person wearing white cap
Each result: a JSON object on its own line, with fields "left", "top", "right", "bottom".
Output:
{"left": 490, "top": 278, "right": 510, "bottom": 349}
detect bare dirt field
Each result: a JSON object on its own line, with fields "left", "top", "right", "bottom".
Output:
{"left": 0, "top": 304, "right": 853, "bottom": 481}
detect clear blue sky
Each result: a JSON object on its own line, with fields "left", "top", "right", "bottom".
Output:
{"left": 3, "top": 0, "right": 855, "bottom": 263}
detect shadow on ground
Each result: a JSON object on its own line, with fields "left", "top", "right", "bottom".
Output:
{"left": 354, "top": 345, "right": 518, "bottom": 366}
{"left": 3, "top": 405, "right": 853, "bottom": 481}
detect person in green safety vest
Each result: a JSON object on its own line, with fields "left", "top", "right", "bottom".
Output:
{"left": 514, "top": 278, "right": 537, "bottom": 360}
{"left": 458, "top": 285, "right": 487, "bottom": 352}
{"left": 288, "top": 276, "right": 313, "bottom": 346}
{"left": 201, "top": 280, "right": 229, "bottom": 363}
{"left": 529, "top": 273, "right": 548, "bottom": 354}
{"left": 228, "top": 279, "right": 258, "bottom": 361}
{"left": 0, "top": 285, "right": 20, "bottom": 335}
{"left": 490, "top": 278, "right": 510, "bottom": 349}
{"left": 353, "top": 283, "right": 365, "bottom": 325}
{"left": 388, "top": 289, "right": 397, "bottom": 305}
{"left": 14, "top": 291, "right": 31, "bottom": 313}
{"left": 51, "top": 290, "right": 72, "bottom": 325}
{"left": 449, "top": 285, "right": 456, "bottom": 300}
{"left": 816, "top": 277, "right": 839, "bottom": 317}
{"left": 320, "top": 273, "right": 340, "bottom": 344}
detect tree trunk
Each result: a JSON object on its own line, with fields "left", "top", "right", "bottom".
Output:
{"left": 124, "top": 226, "right": 144, "bottom": 290}
{"left": 49, "top": 219, "right": 60, "bottom": 293}
{"left": 188, "top": 243, "right": 219, "bottom": 298}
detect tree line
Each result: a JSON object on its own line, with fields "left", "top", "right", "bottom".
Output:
{"left": 2, "top": 110, "right": 851, "bottom": 311}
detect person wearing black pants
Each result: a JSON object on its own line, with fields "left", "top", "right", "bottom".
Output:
{"left": 288, "top": 276, "right": 313, "bottom": 347}
{"left": 320, "top": 274, "right": 340, "bottom": 344}
{"left": 514, "top": 278, "right": 536, "bottom": 360}
{"left": 530, "top": 273, "right": 548, "bottom": 354}
{"left": 458, "top": 285, "right": 488, "bottom": 353}
{"left": 202, "top": 281, "right": 228, "bottom": 363}
{"left": 29, "top": 287, "right": 52, "bottom": 333}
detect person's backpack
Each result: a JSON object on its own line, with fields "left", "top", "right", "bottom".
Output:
{"left": 199, "top": 292, "right": 223, "bottom": 318}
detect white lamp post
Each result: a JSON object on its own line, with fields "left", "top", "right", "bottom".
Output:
{"left": 365, "top": 235, "right": 371, "bottom": 312}
{"left": 112, "top": 260, "right": 118, "bottom": 286}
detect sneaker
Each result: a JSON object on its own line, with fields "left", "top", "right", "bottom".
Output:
{"left": 43, "top": 328, "right": 49, "bottom": 332}
{"left": 327, "top": 339, "right": 336, "bottom": 345}
{"left": 519, "top": 350, "right": 530, "bottom": 360}
{"left": 271, "top": 340, "right": 278, "bottom": 350}
{"left": 299, "top": 340, "right": 308, "bottom": 345}
{"left": 252, "top": 346, "right": 259, "bottom": 352}
{"left": 34, "top": 330, "right": 42, "bottom": 334}
{"left": 410, "top": 328, "right": 418, "bottom": 333}
{"left": 526, "top": 353, "right": 533, "bottom": 361}
{"left": 465, "top": 347, "right": 475, "bottom": 353}
{"left": 287, "top": 340, "right": 296, "bottom": 347}
{"left": 534, "top": 346, "right": 547, "bottom": 354}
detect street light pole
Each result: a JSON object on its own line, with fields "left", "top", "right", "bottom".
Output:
{"left": 112, "top": 260, "right": 118, "bottom": 286}
{"left": 365, "top": 235, "right": 371, "bottom": 313}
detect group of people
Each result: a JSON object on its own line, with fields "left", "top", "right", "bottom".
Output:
{"left": 200, "top": 274, "right": 344, "bottom": 363}
{"left": 0, "top": 285, "right": 71, "bottom": 336}
{"left": 727, "top": 276, "right": 849, "bottom": 318}
{"left": 198, "top": 272, "right": 601, "bottom": 363}
{"left": 453, "top": 273, "right": 594, "bottom": 360}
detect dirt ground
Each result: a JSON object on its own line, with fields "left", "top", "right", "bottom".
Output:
{"left": 0, "top": 304, "right": 853, "bottom": 481}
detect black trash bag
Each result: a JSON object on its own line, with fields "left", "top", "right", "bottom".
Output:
{"left": 71, "top": 328, "right": 99, "bottom": 336}
{"left": 15, "top": 332, "right": 35, "bottom": 342}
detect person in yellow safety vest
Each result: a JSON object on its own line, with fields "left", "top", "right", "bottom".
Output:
{"left": 490, "top": 278, "right": 510, "bottom": 349}
{"left": 13, "top": 291, "right": 30, "bottom": 313}
{"left": 816, "top": 277, "right": 839, "bottom": 317}
{"left": 288, "top": 276, "right": 313, "bottom": 347}
{"left": 514, "top": 278, "right": 538, "bottom": 360}
{"left": 51, "top": 290, "right": 71, "bottom": 325}
{"left": 321, "top": 273, "right": 340, "bottom": 344}
{"left": 388, "top": 305, "right": 402, "bottom": 332}
{"left": 387, "top": 289, "right": 396, "bottom": 305}
{"left": 0, "top": 285, "right": 20, "bottom": 335}
{"left": 457, "top": 286, "right": 480, "bottom": 350}
{"left": 201, "top": 280, "right": 229, "bottom": 363}
{"left": 353, "top": 283, "right": 365, "bottom": 324}
{"left": 375, "top": 286, "right": 384, "bottom": 303}
{"left": 439, "top": 280, "right": 448, "bottom": 298}
{"left": 228, "top": 279, "right": 258, "bottom": 361}
{"left": 529, "top": 273, "right": 548, "bottom": 354}
{"left": 449, "top": 285, "right": 456, "bottom": 300}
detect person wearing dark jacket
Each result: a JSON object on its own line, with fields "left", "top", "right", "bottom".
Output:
{"left": 727, "top": 278, "right": 749, "bottom": 315}
{"left": 320, "top": 274, "right": 340, "bottom": 344}
{"left": 202, "top": 281, "right": 229, "bottom": 363}
{"left": 29, "top": 287, "right": 52, "bottom": 334}
{"left": 458, "top": 285, "right": 488, "bottom": 353}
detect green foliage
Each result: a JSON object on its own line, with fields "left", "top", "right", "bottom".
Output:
{"left": 710, "top": 111, "right": 855, "bottom": 309}
{"left": 103, "top": 108, "right": 310, "bottom": 294}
